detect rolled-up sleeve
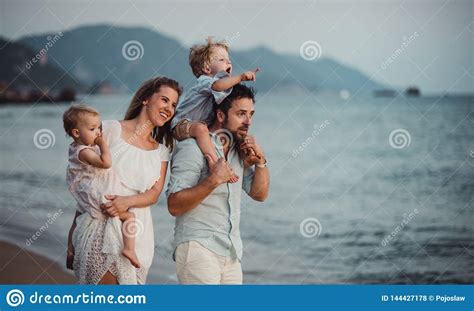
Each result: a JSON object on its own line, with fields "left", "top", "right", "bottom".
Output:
{"left": 242, "top": 166, "right": 256, "bottom": 195}
{"left": 166, "top": 140, "right": 205, "bottom": 197}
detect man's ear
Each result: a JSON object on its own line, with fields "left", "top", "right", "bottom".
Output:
{"left": 216, "top": 109, "right": 226, "bottom": 124}
{"left": 71, "top": 129, "right": 80, "bottom": 139}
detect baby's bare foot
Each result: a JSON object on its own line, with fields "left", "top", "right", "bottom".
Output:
{"left": 122, "top": 249, "right": 141, "bottom": 268}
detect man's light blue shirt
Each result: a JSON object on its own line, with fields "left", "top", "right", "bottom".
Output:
{"left": 166, "top": 133, "right": 255, "bottom": 261}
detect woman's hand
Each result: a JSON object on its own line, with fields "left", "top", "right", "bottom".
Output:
{"left": 100, "top": 195, "right": 131, "bottom": 217}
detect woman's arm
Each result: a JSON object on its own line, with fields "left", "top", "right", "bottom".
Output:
{"left": 66, "top": 210, "right": 81, "bottom": 270}
{"left": 101, "top": 162, "right": 168, "bottom": 217}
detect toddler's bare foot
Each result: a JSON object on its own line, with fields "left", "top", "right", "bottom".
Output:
{"left": 122, "top": 249, "right": 141, "bottom": 268}
{"left": 228, "top": 171, "right": 239, "bottom": 183}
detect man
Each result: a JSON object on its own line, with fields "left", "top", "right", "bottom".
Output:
{"left": 167, "top": 84, "right": 270, "bottom": 284}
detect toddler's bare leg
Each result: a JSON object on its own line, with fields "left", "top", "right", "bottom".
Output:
{"left": 189, "top": 122, "right": 239, "bottom": 183}
{"left": 119, "top": 211, "right": 141, "bottom": 268}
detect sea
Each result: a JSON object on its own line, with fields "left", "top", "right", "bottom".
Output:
{"left": 0, "top": 91, "right": 472, "bottom": 284}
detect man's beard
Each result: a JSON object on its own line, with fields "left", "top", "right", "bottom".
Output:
{"left": 223, "top": 120, "right": 248, "bottom": 144}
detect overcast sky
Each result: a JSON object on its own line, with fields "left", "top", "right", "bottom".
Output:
{"left": 1, "top": 0, "right": 472, "bottom": 94}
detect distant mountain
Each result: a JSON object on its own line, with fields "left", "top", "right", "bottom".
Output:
{"left": 13, "top": 25, "right": 384, "bottom": 94}
{"left": 0, "top": 37, "right": 83, "bottom": 92}
{"left": 18, "top": 25, "right": 192, "bottom": 93}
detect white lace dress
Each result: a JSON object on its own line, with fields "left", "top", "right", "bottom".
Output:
{"left": 70, "top": 120, "right": 170, "bottom": 284}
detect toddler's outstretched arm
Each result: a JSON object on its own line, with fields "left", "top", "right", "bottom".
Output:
{"left": 212, "top": 68, "right": 260, "bottom": 92}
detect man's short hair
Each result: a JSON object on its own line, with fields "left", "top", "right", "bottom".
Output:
{"left": 215, "top": 84, "right": 256, "bottom": 119}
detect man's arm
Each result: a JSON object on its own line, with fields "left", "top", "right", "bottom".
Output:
{"left": 241, "top": 135, "right": 269, "bottom": 202}
{"left": 248, "top": 165, "right": 269, "bottom": 201}
{"left": 168, "top": 155, "right": 233, "bottom": 217}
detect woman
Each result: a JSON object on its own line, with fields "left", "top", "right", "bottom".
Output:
{"left": 66, "top": 77, "right": 182, "bottom": 284}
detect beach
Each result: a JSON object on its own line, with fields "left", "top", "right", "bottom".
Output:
{"left": 0, "top": 93, "right": 472, "bottom": 284}
{"left": 0, "top": 240, "right": 75, "bottom": 284}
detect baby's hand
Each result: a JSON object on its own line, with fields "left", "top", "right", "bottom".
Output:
{"left": 240, "top": 68, "right": 260, "bottom": 82}
{"left": 94, "top": 135, "right": 105, "bottom": 146}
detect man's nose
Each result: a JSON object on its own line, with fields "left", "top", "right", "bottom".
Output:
{"left": 244, "top": 115, "right": 252, "bottom": 125}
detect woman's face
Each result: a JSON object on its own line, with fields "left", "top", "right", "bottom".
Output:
{"left": 144, "top": 86, "right": 178, "bottom": 127}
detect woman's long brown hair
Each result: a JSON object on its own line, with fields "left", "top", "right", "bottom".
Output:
{"left": 124, "top": 77, "right": 182, "bottom": 151}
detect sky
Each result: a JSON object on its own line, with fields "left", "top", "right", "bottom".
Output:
{"left": 1, "top": 0, "right": 473, "bottom": 94}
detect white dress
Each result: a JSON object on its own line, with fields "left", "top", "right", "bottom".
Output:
{"left": 70, "top": 120, "right": 170, "bottom": 284}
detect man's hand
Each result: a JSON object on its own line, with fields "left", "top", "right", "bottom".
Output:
{"left": 240, "top": 135, "right": 265, "bottom": 167}
{"left": 206, "top": 155, "right": 234, "bottom": 185}
{"left": 100, "top": 195, "right": 130, "bottom": 217}
{"left": 240, "top": 68, "right": 260, "bottom": 82}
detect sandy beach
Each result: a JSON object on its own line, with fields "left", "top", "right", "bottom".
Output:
{"left": 0, "top": 240, "right": 75, "bottom": 284}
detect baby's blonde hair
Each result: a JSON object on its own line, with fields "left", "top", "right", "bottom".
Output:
{"left": 63, "top": 103, "right": 99, "bottom": 137}
{"left": 189, "top": 37, "right": 229, "bottom": 78}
